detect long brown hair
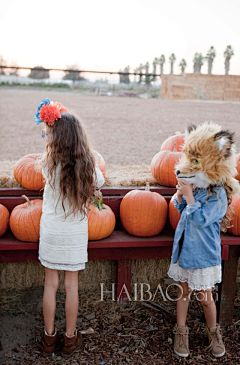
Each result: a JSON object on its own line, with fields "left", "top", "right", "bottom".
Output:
{"left": 42, "top": 112, "right": 97, "bottom": 219}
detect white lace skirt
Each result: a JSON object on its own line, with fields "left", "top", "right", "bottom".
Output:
{"left": 167, "top": 259, "right": 222, "bottom": 291}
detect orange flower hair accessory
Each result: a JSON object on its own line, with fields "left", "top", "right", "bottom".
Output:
{"left": 35, "top": 98, "right": 68, "bottom": 126}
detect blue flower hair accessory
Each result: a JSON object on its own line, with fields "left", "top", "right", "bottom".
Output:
{"left": 35, "top": 98, "right": 50, "bottom": 125}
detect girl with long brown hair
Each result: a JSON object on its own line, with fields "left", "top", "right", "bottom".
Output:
{"left": 35, "top": 98, "right": 105, "bottom": 358}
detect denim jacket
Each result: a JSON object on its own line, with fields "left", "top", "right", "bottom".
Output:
{"left": 171, "top": 185, "right": 227, "bottom": 269}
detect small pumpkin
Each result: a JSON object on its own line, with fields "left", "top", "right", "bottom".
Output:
{"left": 120, "top": 182, "right": 168, "bottom": 237}
{"left": 160, "top": 132, "right": 185, "bottom": 152}
{"left": 0, "top": 204, "right": 10, "bottom": 236}
{"left": 88, "top": 190, "right": 115, "bottom": 240}
{"left": 227, "top": 194, "right": 240, "bottom": 236}
{"left": 9, "top": 195, "right": 43, "bottom": 242}
{"left": 169, "top": 193, "right": 181, "bottom": 230}
{"left": 151, "top": 143, "right": 183, "bottom": 187}
{"left": 93, "top": 150, "right": 106, "bottom": 177}
{"left": 14, "top": 153, "right": 45, "bottom": 190}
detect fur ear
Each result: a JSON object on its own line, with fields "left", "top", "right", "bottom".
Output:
{"left": 185, "top": 124, "right": 197, "bottom": 138}
{"left": 213, "top": 130, "right": 234, "bottom": 157}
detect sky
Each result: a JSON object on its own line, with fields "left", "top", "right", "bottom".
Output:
{"left": 1, "top": 0, "right": 240, "bottom": 77}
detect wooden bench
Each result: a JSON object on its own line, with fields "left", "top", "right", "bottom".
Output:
{"left": 0, "top": 187, "right": 239, "bottom": 327}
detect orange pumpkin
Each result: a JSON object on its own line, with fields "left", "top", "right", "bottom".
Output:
{"left": 88, "top": 190, "right": 115, "bottom": 240}
{"left": 169, "top": 193, "right": 181, "bottom": 230}
{"left": 151, "top": 143, "right": 183, "bottom": 187}
{"left": 120, "top": 183, "right": 168, "bottom": 237}
{"left": 0, "top": 204, "right": 10, "bottom": 237}
{"left": 160, "top": 133, "right": 185, "bottom": 152}
{"left": 235, "top": 153, "right": 240, "bottom": 181}
{"left": 227, "top": 194, "right": 240, "bottom": 236}
{"left": 93, "top": 150, "right": 106, "bottom": 177}
{"left": 14, "top": 153, "right": 45, "bottom": 190}
{"left": 9, "top": 195, "right": 43, "bottom": 242}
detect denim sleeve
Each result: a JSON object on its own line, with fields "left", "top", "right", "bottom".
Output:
{"left": 186, "top": 189, "right": 227, "bottom": 228}
{"left": 173, "top": 195, "right": 187, "bottom": 214}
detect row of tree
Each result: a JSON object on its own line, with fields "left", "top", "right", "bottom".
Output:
{"left": 124, "top": 45, "right": 234, "bottom": 84}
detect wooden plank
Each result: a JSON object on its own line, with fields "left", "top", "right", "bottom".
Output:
{"left": 218, "top": 246, "right": 240, "bottom": 327}
{"left": 221, "top": 245, "right": 229, "bottom": 260}
{"left": 116, "top": 260, "right": 132, "bottom": 304}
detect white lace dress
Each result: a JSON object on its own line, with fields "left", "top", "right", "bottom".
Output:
{"left": 167, "top": 259, "right": 222, "bottom": 291}
{"left": 38, "top": 162, "right": 105, "bottom": 271}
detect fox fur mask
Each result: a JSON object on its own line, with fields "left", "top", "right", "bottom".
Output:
{"left": 175, "top": 121, "right": 240, "bottom": 198}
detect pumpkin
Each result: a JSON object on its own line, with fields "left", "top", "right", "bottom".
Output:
{"left": 9, "top": 195, "right": 43, "bottom": 242}
{"left": 14, "top": 153, "right": 45, "bottom": 190}
{"left": 160, "top": 133, "right": 185, "bottom": 152}
{"left": 88, "top": 190, "right": 115, "bottom": 240}
{"left": 93, "top": 150, "right": 106, "bottom": 177}
{"left": 0, "top": 204, "right": 10, "bottom": 237}
{"left": 235, "top": 153, "right": 240, "bottom": 181}
{"left": 169, "top": 193, "right": 181, "bottom": 230}
{"left": 120, "top": 182, "right": 168, "bottom": 237}
{"left": 227, "top": 194, "right": 240, "bottom": 236}
{"left": 151, "top": 143, "right": 183, "bottom": 187}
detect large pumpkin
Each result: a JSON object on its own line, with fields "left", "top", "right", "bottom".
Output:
{"left": 93, "top": 150, "right": 106, "bottom": 178}
{"left": 14, "top": 153, "right": 45, "bottom": 190}
{"left": 88, "top": 190, "right": 115, "bottom": 240}
{"left": 160, "top": 133, "right": 185, "bottom": 152}
{"left": 235, "top": 153, "right": 240, "bottom": 181}
{"left": 227, "top": 194, "right": 240, "bottom": 236}
{"left": 0, "top": 204, "right": 10, "bottom": 237}
{"left": 151, "top": 143, "right": 183, "bottom": 187}
{"left": 9, "top": 195, "right": 43, "bottom": 242}
{"left": 169, "top": 193, "right": 181, "bottom": 230}
{"left": 120, "top": 183, "right": 168, "bottom": 237}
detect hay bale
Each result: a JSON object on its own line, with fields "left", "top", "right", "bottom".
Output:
{"left": 0, "top": 160, "right": 158, "bottom": 188}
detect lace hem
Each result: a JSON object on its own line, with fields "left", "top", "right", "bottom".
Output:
{"left": 39, "top": 256, "right": 86, "bottom": 271}
{"left": 168, "top": 259, "right": 222, "bottom": 291}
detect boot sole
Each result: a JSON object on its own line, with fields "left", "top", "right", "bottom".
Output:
{"left": 212, "top": 350, "right": 225, "bottom": 358}
{"left": 61, "top": 343, "right": 82, "bottom": 358}
{"left": 174, "top": 349, "right": 189, "bottom": 358}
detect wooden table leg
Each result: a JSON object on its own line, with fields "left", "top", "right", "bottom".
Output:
{"left": 217, "top": 246, "right": 240, "bottom": 327}
{"left": 116, "top": 260, "right": 132, "bottom": 304}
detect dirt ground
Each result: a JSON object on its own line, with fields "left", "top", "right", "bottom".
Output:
{"left": 1, "top": 285, "right": 240, "bottom": 365}
{"left": 1, "top": 87, "right": 240, "bottom": 164}
{"left": 1, "top": 88, "right": 240, "bottom": 364}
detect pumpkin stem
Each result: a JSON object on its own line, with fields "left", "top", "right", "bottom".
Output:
{"left": 173, "top": 142, "right": 177, "bottom": 152}
{"left": 145, "top": 182, "right": 150, "bottom": 191}
{"left": 91, "top": 190, "right": 105, "bottom": 210}
{"left": 21, "top": 195, "right": 34, "bottom": 207}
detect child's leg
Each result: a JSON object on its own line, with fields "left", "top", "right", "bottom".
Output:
{"left": 64, "top": 271, "right": 79, "bottom": 336}
{"left": 198, "top": 289, "right": 216, "bottom": 328}
{"left": 43, "top": 268, "right": 59, "bottom": 335}
{"left": 177, "top": 282, "right": 192, "bottom": 326}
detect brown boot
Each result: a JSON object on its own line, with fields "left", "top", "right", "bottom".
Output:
{"left": 61, "top": 329, "right": 83, "bottom": 358}
{"left": 43, "top": 328, "right": 58, "bottom": 357}
{"left": 173, "top": 324, "right": 189, "bottom": 357}
{"left": 206, "top": 324, "right": 225, "bottom": 357}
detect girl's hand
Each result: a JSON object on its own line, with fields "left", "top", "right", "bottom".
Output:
{"left": 177, "top": 179, "right": 195, "bottom": 205}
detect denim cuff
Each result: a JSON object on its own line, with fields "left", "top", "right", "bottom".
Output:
{"left": 173, "top": 196, "right": 186, "bottom": 210}
{"left": 186, "top": 201, "right": 201, "bottom": 216}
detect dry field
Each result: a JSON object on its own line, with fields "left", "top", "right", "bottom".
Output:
{"left": 1, "top": 88, "right": 240, "bottom": 165}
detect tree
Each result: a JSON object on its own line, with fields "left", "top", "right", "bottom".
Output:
{"left": 193, "top": 53, "right": 204, "bottom": 74}
{"left": 152, "top": 58, "right": 158, "bottom": 81}
{"left": 206, "top": 46, "right": 216, "bottom": 74}
{"left": 119, "top": 66, "right": 130, "bottom": 84}
{"left": 224, "top": 45, "right": 234, "bottom": 75}
{"left": 179, "top": 59, "right": 187, "bottom": 74}
{"left": 159, "top": 55, "right": 165, "bottom": 75}
{"left": 63, "top": 65, "right": 86, "bottom": 86}
{"left": 169, "top": 54, "right": 176, "bottom": 74}
{"left": 29, "top": 66, "right": 49, "bottom": 80}
{"left": 145, "top": 62, "right": 151, "bottom": 84}
{"left": 0, "top": 55, "right": 7, "bottom": 75}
